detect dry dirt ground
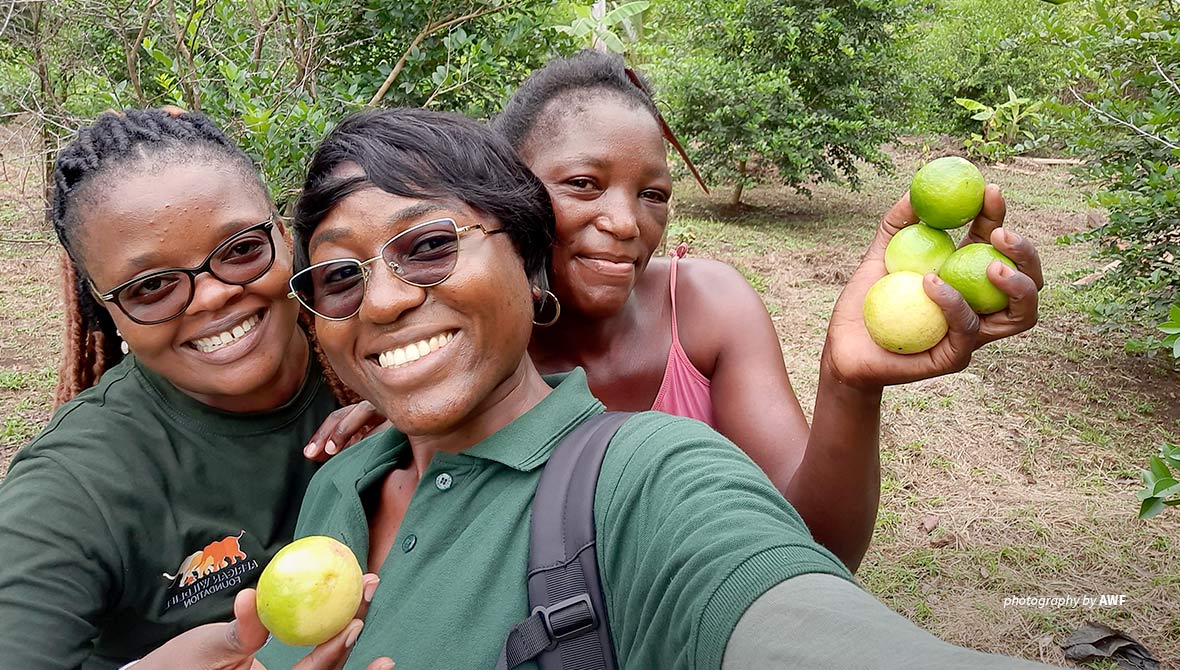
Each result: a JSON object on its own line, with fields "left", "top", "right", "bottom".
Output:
{"left": 1, "top": 122, "right": 1177, "bottom": 668}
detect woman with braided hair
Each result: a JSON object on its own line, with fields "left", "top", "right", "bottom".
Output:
{"left": 0, "top": 108, "right": 383, "bottom": 670}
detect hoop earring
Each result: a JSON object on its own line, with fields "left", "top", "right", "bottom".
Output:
{"left": 532, "top": 289, "right": 561, "bottom": 328}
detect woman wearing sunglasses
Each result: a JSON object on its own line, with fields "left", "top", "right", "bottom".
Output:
{"left": 493, "top": 52, "right": 1045, "bottom": 570}
{"left": 129, "top": 107, "right": 1057, "bottom": 670}
{"left": 0, "top": 108, "right": 383, "bottom": 670}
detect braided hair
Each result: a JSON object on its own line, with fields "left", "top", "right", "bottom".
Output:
{"left": 492, "top": 50, "right": 660, "bottom": 155}
{"left": 50, "top": 109, "right": 357, "bottom": 407}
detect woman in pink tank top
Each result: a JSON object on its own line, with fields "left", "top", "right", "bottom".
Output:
{"left": 497, "top": 52, "right": 1044, "bottom": 571}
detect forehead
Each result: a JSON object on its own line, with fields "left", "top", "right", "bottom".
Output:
{"left": 526, "top": 93, "right": 666, "bottom": 169}
{"left": 309, "top": 187, "right": 475, "bottom": 257}
{"left": 76, "top": 161, "right": 270, "bottom": 277}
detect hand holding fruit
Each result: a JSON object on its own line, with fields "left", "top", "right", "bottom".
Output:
{"left": 132, "top": 540, "right": 390, "bottom": 670}
{"left": 823, "top": 159, "right": 1042, "bottom": 390}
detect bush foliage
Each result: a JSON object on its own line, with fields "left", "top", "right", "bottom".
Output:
{"left": 645, "top": 0, "right": 906, "bottom": 205}
{"left": 1050, "top": 0, "right": 1179, "bottom": 342}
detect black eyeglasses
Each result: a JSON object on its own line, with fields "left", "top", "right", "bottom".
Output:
{"left": 90, "top": 218, "right": 277, "bottom": 325}
{"left": 288, "top": 217, "right": 504, "bottom": 321}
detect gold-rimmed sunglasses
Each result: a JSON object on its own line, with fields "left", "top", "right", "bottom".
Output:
{"left": 287, "top": 217, "right": 505, "bottom": 321}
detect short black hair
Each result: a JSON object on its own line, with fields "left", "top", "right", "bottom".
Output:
{"left": 292, "top": 107, "right": 554, "bottom": 285}
{"left": 493, "top": 50, "right": 659, "bottom": 154}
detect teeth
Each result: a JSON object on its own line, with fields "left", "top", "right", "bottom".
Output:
{"left": 376, "top": 331, "right": 456, "bottom": 369}
{"left": 192, "top": 315, "right": 260, "bottom": 353}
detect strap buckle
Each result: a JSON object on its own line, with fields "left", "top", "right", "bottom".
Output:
{"left": 533, "top": 594, "right": 598, "bottom": 648}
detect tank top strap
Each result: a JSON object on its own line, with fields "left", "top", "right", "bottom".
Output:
{"left": 668, "top": 242, "right": 689, "bottom": 345}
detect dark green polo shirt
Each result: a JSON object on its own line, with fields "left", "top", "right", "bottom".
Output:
{"left": 258, "top": 369, "right": 851, "bottom": 670}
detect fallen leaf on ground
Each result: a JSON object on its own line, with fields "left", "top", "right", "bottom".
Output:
{"left": 918, "top": 515, "right": 940, "bottom": 534}
{"left": 1061, "top": 622, "right": 1159, "bottom": 670}
{"left": 930, "top": 532, "right": 958, "bottom": 548}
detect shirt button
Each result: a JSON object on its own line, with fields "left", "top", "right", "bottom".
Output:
{"left": 435, "top": 472, "right": 453, "bottom": 491}
{"left": 402, "top": 534, "right": 417, "bottom": 553}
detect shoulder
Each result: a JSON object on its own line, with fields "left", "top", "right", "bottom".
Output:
{"left": 674, "top": 256, "right": 770, "bottom": 319}
{"left": 10, "top": 366, "right": 159, "bottom": 480}
{"left": 592, "top": 413, "right": 852, "bottom": 668}
{"left": 597, "top": 412, "right": 789, "bottom": 520}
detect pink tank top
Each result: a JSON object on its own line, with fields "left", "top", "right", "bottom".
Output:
{"left": 650, "top": 245, "right": 716, "bottom": 427}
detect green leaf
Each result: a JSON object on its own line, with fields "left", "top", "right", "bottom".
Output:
{"left": 954, "top": 97, "right": 989, "bottom": 112}
{"left": 1139, "top": 497, "right": 1166, "bottom": 520}
{"left": 600, "top": 29, "right": 626, "bottom": 54}
{"left": 602, "top": 1, "right": 651, "bottom": 26}
{"left": 1151, "top": 478, "right": 1180, "bottom": 499}
{"left": 1170, "top": 305, "right": 1180, "bottom": 323}
{"left": 1149, "top": 455, "right": 1172, "bottom": 481}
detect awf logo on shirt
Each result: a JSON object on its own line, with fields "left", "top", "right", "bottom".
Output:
{"left": 161, "top": 531, "right": 260, "bottom": 611}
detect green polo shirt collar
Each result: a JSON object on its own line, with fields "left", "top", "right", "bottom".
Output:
{"left": 329, "top": 368, "right": 602, "bottom": 484}
{"left": 462, "top": 368, "right": 604, "bottom": 471}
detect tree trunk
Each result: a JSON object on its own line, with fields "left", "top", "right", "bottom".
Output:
{"left": 730, "top": 159, "right": 748, "bottom": 206}
{"left": 31, "top": 3, "right": 56, "bottom": 212}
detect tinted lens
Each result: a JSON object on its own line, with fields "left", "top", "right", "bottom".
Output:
{"left": 383, "top": 220, "right": 460, "bottom": 286}
{"left": 210, "top": 228, "right": 274, "bottom": 284}
{"left": 119, "top": 272, "right": 195, "bottom": 323}
{"left": 292, "top": 260, "right": 366, "bottom": 319}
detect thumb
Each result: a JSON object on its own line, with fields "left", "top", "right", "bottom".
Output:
{"left": 865, "top": 192, "right": 918, "bottom": 262}
{"left": 223, "top": 590, "right": 270, "bottom": 657}
{"left": 354, "top": 573, "right": 380, "bottom": 622}
{"left": 923, "top": 273, "right": 979, "bottom": 372}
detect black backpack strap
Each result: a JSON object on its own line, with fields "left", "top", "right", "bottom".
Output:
{"left": 497, "top": 411, "right": 631, "bottom": 670}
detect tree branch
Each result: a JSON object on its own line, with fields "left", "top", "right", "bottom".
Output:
{"left": 367, "top": 0, "right": 527, "bottom": 106}
{"left": 127, "top": 0, "right": 161, "bottom": 106}
{"left": 1152, "top": 56, "right": 1180, "bottom": 99}
{"left": 1069, "top": 86, "right": 1180, "bottom": 151}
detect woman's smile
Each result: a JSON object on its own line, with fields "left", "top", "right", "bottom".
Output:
{"left": 372, "top": 329, "right": 457, "bottom": 369}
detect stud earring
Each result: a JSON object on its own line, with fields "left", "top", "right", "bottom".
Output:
{"left": 116, "top": 330, "right": 129, "bottom": 355}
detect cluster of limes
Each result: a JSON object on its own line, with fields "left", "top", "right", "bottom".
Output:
{"left": 863, "top": 156, "right": 1016, "bottom": 354}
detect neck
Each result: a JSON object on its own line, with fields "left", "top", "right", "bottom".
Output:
{"left": 404, "top": 357, "right": 553, "bottom": 478}
{"left": 530, "top": 293, "right": 642, "bottom": 367}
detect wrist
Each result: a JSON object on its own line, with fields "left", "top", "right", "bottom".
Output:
{"left": 818, "top": 347, "right": 885, "bottom": 399}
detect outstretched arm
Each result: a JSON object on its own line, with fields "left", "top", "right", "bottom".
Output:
{"left": 723, "top": 574, "right": 1060, "bottom": 670}
{"left": 790, "top": 187, "right": 1042, "bottom": 571}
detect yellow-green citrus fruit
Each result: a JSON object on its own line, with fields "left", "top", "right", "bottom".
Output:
{"left": 256, "top": 536, "right": 363, "bottom": 647}
{"left": 863, "top": 271, "right": 948, "bottom": 354}
{"left": 909, "top": 156, "right": 986, "bottom": 230}
{"left": 884, "top": 224, "right": 958, "bottom": 275}
{"left": 938, "top": 243, "right": 1017, "bottom": 315}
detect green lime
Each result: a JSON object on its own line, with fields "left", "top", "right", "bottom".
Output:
{"left": 256, "top": 535, "right": 364, "bottom": 646}
{"left": 938, "top": 243, "right": 1017, "bottom": 314}
{"left": 863, "top": 271, "right": 948, "bottom": 354}
{"left": 884, "top": 224, "right": 957, "bottom": 275}
{"left": 909, "top": 156, "right": 986, "bottom": 230}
